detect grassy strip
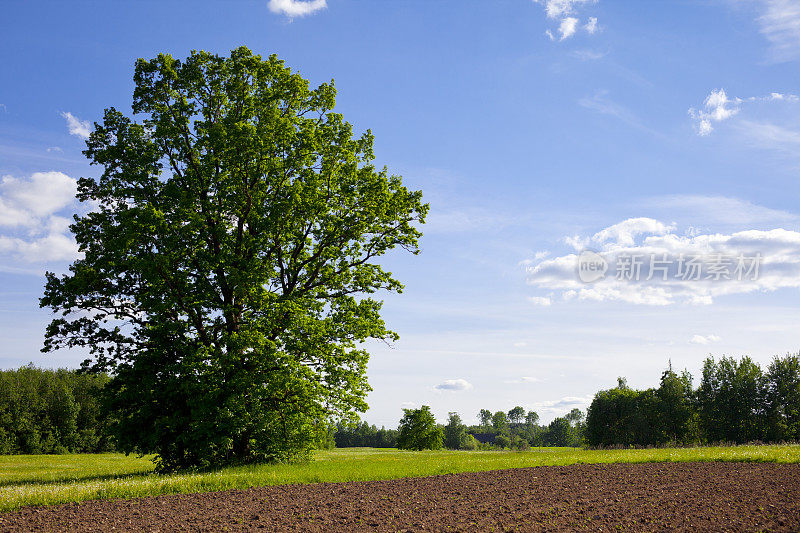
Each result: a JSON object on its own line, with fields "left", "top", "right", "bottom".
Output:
{"left": 1, "top": 445, "right": 799, "bottom": 512}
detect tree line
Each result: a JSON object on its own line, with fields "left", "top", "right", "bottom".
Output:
{"left": 382, "top": 405, "right": 586, "bottom": 451}
{"left": 0, "top": 365, "right": 114, "bottom": 454}
{"left": 585, "top": 353, "right": 800, "bottom": 446}
{"left": 4, "top": 352, "right": 797, "bottom": 455}
{"left": 345, "top": 353, "right": 799, "bottom": 451}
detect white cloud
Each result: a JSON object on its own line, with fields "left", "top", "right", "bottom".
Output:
{"left": 434, "top": 378, "right": 473, "bottom": 391}
{"left": 532, "top": 395, "right": 593, "bottom": 415}
{"left": 689, "top": 89, "right": 798, "bottom": 137}
{"left": 0, "top": 172, "right": 80, "bottom": 264}
{"left": 528, "top": 296, "right": 552, "bottom": 306}
{"left": 592, "top": 217, "right": 675, "bottom": 247}
{"left": 689, "top": 334, "right": 721, "bottom": 345}
{"left": 557, "top": 17, "right": 579, "bottom": 39}
{"left": 526, "top": 216, "right": 800, "bottom": 305}
{"left": 61, "top": 112, "right": 91, "bottom": 139}
{"left": 534, "top": 0, "right": 599, "bottom": 41}
{"left": 46, "top": 146, "right": 63, "bottom": 153}
{"left": 268, "top": 0, "right": 326, "bottom": 17}
{"left": 0, "top": 233, "right": 79, "bottom": 263}
{"left": 536, "top": 0, "right": 596, "bottom": 19}
{"left": 689, "top": 89, "right": 740, "bottom": 136}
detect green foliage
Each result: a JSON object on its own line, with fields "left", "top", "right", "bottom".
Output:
{"left": 39, "top": 47, "right": 427, "bottom": 471}
{"left": 655, "top": 365, "right": 693, "bottom": 443}
{"left": 493, "top": 434, "right": 510, "bottom": 449}
{"left": 697, "top": 356, "right": 765, "bottom": 443}
{"left": 443, "top": 412, "right": 467, "bottom": 450}
{"left": 765, "top": 353, "right": 800, "bottom": 441}
{"left": 586, "top": 355, "right": 800, "bottom": 447}
{"left": 0, "top": 366, "right": 113, "bottom": 454}
{"left": 478, "top": 409, "right": 492, "bottom": 429}
{"left": 459, "top": 433, "right": 479, "bottom": 450}
{"left": 507, "top": 406, "right": 525, "bottom": 425}
{"left": 491, "top": 411, "right": 509, "bottom": 434}
{"left": 333, "top": 421, "right": 398, "bottom": 448}
{"left": 585, "top": 384, "right": 653, "bottom": 446}
{"left": 397, "top": 406, "right": 443, "bottom": 451}
{"left": 545, "top": 417, "right": 574, "bottom": 447}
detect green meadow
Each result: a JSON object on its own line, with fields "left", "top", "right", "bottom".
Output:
{"left": 1, "top": 445, "right": 799, "bottom": 512}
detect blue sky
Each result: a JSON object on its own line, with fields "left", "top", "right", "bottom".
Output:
{"left": 2, "top": 0, "right": 800, "bottom": 426}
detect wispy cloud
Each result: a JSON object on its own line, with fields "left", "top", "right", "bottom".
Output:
{"left": 268, "top": 0, "right": 327, "bottom": 18}
{"left": 579, "top": 91, "right": 660, "bottom": 135}
{"left": 61, "top": 112, "right": 91, "bottom": 139}
{"left": 642, "top": 195, "right": 800, "bottom": 227}
{"left": 754, "top": 0, "right": 800, "bottom": 62}
{"left": 571, "top": 48, "right": 607, "bottom": 60}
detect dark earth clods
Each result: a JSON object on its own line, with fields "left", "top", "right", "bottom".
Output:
{"left": 1, "top": 462, "right": 798, "bottom": 532}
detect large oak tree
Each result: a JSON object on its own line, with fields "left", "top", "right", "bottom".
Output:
{"left": 41, "top": 47, "right": 427, "bottom": 471}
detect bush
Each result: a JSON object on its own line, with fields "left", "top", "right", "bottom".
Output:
{"left": 460, "top": 434, "right": 479, "bottom": 450}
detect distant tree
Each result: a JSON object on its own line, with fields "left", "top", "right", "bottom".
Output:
{"left": 443, "top": 412, "right": 467, "bottom": 450}
{"left": 333, "top": 421, "right": 398, "bottom": 448}
{"left": 494, "top": 434, "right": 511, "bottom": 449}
{"left": 0, "top": 366, "right": 113, "bottom": 454}
{"left": 523, "top": 410, "right": 541, "bottom": 444}
{"left": 478, "top": 409, "right": 493, "bottom": 429}
{"left": 492, "top": 411, "right": 509, "bottom": 434}
{"left": 655, "top": 364, "right": 693, "bottom": 443}
{"left": 585, "top": 383, "right": 656, "bottom": 446}
{"left": 697, "top": 356, "right": 765, "bottom": 443}
{"left": 508, "top": 406, "right": 525, "bottom": 426}
{"left": 565, "top": 408, "right": 584, "bottom": 426}
{"left": 40, "top": 47, "right": 427, "bottom": 471}
{"left": 545, "top": 417, "right": 573, "bottom": 447}
{"left": 764, "top": 353, "right": 800, "bottom": 441}
{"left": 397, "top": 406, "right": 443, "bottom": 450}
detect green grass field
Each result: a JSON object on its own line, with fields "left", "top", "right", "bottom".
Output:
{"left": 1, "top": 445, "right": 798, "bottom": 512}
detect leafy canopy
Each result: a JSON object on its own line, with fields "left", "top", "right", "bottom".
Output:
{"left": 40, "top": 47, "right": 427, "bottom": 470}
{"left": 397, "top": 406, "right": 443, "bottom": 451}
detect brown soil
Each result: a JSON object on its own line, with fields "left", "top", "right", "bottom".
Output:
{"left": 2, "top": 462, "right": 798, "bottom": 532}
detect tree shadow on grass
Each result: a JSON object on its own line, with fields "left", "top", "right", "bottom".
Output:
{"left": 0, "top": 469, "right": 156, "bottom": 488}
